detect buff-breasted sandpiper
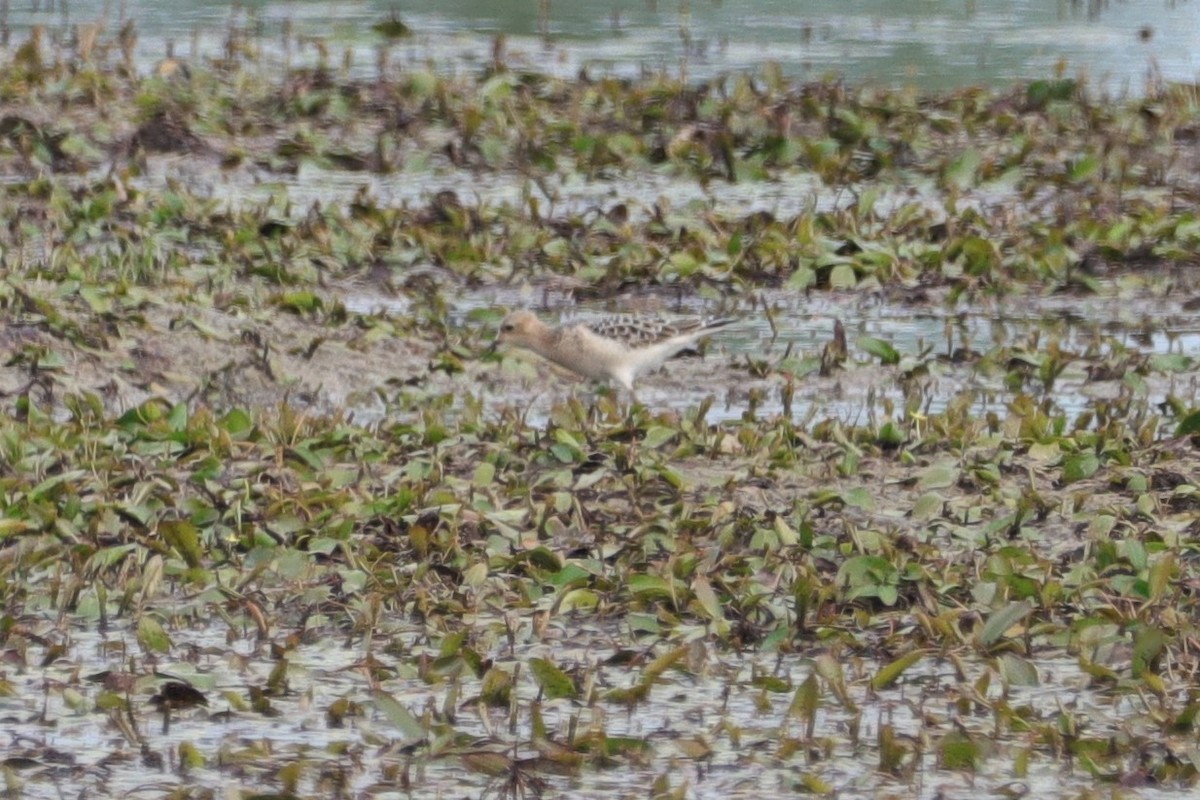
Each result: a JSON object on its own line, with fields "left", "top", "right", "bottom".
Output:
{"left": 492, "top": 309, "right": 735, "bottom": 393}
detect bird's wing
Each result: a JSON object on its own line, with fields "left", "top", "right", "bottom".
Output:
{"left": 584, "top": 314, "right": 707, "bottom": 347}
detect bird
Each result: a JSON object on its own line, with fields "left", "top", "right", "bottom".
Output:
{"left": 491, "top": 309, "right": 735, "bottom": 394}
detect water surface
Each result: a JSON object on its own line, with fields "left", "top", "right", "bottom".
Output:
{"left": 4, "top": 0, "right": 1197, "bottom": 93}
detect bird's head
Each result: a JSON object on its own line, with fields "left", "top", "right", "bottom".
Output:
{"left": 491, "top": 310, "right": 542, "bottom": 351}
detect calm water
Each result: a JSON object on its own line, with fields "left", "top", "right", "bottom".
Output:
{"left": 3, "top": 0, "right": 1197, "bottom": 92}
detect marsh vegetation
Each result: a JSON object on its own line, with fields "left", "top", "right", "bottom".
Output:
{"left": 3, "top": 18, "right": 1200, "bottom": 800}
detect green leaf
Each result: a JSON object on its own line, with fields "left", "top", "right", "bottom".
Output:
{"left": 275, "top": 291, "right": 323, "bottom": 314}
{"left": 86, "top": 543, "right": 139, "bottom": 571}
{"left": 372, "top": 14, "right": 411, "bottom": 39}
{"left": 1062, "top": 452, "right": 1099, "bottom": 483}
{"left": 479, "top": 667, "right": 512, "bottom": 706}
{"left": 1177, "top": 410, "right": 1200, "bottom": 436}
{"left": 943, "top": 148, "right": 981, "bottom": 189}
{"left": 955, "top": 236, "right": 999, "bottom": 275}
{"left": 752, "top": 675, "right": 792, "bottom": 693}
{"left": 472, "top": 461, "right": 496, "bottom": 487}
{"left": 877, "top": 421, "right": 905, "bottom": 447}
{"left": 1067, "top": 154, "right": 1100, "bottom": 183}
{"left": 1027, "top": 442, "right": 1061, "bottom": 463}
{"left": 159, "top": 519, "right": 204, "bottom": 568}
{"left": 79, "top": 285, "right": 113, "bottom": 313}
{"left": 137, "top": 616, "right": 172, "bottom": 653}
{"left": 666, "top": 251, "right": 702, "bottom": 277}
{"left": 547, "top": 563, "right": 592, "bottom": 588}
{"left": 871, "top": 649, "right": 926, "bottom": 690}
{"left": 788, "top": 673, "right": 819, "bottom": 722}
{"left": 787, "top": 265, "right": 816, "bottom": 290}
{"left": 641, "top": 425, "right": 677, "bottom": 450}
{"left": 28, "top": 470, "right": 87, "bottom": 501}
{"left": 583, "top": 734, "right": 652, "bottom": 757}
{"left": 996, "top": 653, "right": 1039, "bottom": 686}
{"left": 219, "top": 408, "right": 255, "bottom": 437}
{"left": 118, "top": 398, "right": 171, "bottom": 428}
{"left": 1149, "top": 353, "right": 1193, "bottom": 373}
{"left": 642, "top": 646, "right": 687, "bottom": 683}
{"left": 795, "top": 773, "right": 833, "bottom": 793}
{"left": 911, "top": 492, "right": 943, "bottom": 521}
{"left": 167, "top": 403, "right": 188, "bottom": 432}
{"left": 939, "top": 730, "right": 980, "bottom": 771}
{"left": 628, "top": 574, "right": 674, "bottom": 600}
{"left": 0, "top": 518, "right": 34, "bottom": 539}
{"left": 36, "top": 349, "right": 67, "bottom": 371}
{"left": 552, "top": 429, "right": 584, "bottom": 460}
{"left": 979, "top": 601, "right": 1032, "bottom": 647}
{"left": 777, "top": 355, "right": 821, "bottom": 379}
{"left": 529, "top": 658, "right": 578, "bottom": 700}
{"left": 1026, "top": 78, "right": 1076, "bottom": 109}
{"left": 857, "top": 336, "right": 899, "bottom": 365}
{"left": 1132, "top": 626, "right": 1166, "bottom": 676}
{"left": 829, "top": 263, "right": 857, "bottom": 290}
{"left": 841, "top": 487, "right": 876, "bottom": 510}
{"left": 918, "top": 461, "right": 960, "bottom": 491}
{"left": 372, "top": 690, "right": 426, "bottom": 741}
{"left": 691, "top": 575, "right": 727, "bottom": 630}
{"left": 557, "top": 588, "right": 599, "bottom": 612}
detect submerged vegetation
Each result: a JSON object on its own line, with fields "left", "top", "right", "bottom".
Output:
{"left": 3, "top": 22, "right": 1200, "bottom": 799}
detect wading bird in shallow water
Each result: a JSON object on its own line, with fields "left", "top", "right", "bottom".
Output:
{"left": 492, "top": 309, "right": 736, "bottom": 395}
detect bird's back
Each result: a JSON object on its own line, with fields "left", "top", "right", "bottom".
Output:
{"left": 583, "top": 314, "right": 735, "bottom": 348}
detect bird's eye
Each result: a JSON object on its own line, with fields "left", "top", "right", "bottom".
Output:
{"left": 501, "top": 324, "right": 514, "bottom": 333}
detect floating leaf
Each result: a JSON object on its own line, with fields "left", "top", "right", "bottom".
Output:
{"left": 1132, "top": 626, "right": 1166, "bottom": 676}
{"left": 529, "top": 658, "right": 578, "bottom": 701}
{"left": 979, "top": 601, "right": 1032, "bottom": 647}
{"left": 857, "top": 336, "right": 900, "bottom": 365}
{"left": 137, "top": 616, "right": 172, "bottom": 654}
{"left": 460, "top": 749, "right": 511, "bottom": 777}
{"left": 372, "top": 690, "right": 425, "bottom": 741}
{"left": 789, "top": 673, "right": 819, "bottom": 733}
{"left": 1149, "top": 353, "right": 1193, "bottom": 373}
{"left": 479, "top": 667, "right": 512, "bottom": 707}
{"left": 996, "top": 653, "right": 1039, "bottom": 686}
{"left": 939, "top": 730, "right": 980, "bottom": 771}
{"left": 643, "top": 646, "right": 687, "bottom": 684}
{"left": 871, "top": 649, "right": 926, "bottom": 691}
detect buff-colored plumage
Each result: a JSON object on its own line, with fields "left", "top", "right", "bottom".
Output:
{"left": 494, "top": 310, "right": 734, "bottom": 392}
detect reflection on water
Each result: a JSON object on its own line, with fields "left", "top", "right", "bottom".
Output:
{"left": 1, "top": 0, "right": 1197, "bottom": 93}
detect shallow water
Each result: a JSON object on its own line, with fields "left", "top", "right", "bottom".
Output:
{"left": 338, "top": 282, "right": 1200, "bottom": 428}
{"left": 6, "top": 603, "right": 1192, "bottom": 800}
{"left": 3, "top": 0, "right": 1198, "bottom": 93}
